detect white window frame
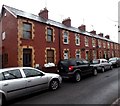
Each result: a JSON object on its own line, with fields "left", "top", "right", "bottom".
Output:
{"left": 75, "top": 34, "right": 80, "bottom": 45}
{"left": 63, "top": 31, "right": 69, "bottom": 44}
{"left": 76, "top": 50, "right": 81, "bottom": 59}
{"left": 64, "top": 50, "right": 69, "bottom": 59}
{"left": 85, "top": 36, "right": 89, "bottom": 47}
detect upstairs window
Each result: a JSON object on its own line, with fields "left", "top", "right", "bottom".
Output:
{"left": 107, "top": 42, "right": 110, "bottom": 49}
{"left": 103, "top": 41, "right": 106, "bottom": 48}
{"left": 92, "top": 38, "right": 96, "bottom": 47}
{"left": 63, "top": 31, "right": 69, "bottom": 44}
{"left": 85, "top": 36, "right": 89, "bottom": 47}
{"left": 75, "top": 34, "right": 80, "bottom": 45}
{"left": 23, "top": 23, "right": 32, "bottom": 39}
{"left": 47, "top": 28, "right": 53, "bottom": 42}
{"left": 98, "top": 39, "right": 101, "bottom": 48}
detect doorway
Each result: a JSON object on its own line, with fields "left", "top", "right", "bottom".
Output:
{"left": 23, "top": 49, "right": 32, "bottom": 67}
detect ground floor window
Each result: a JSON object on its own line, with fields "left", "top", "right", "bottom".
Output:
{"left": 85, "top": 51, "right": 89, "bottom": 60}
{"left": 76, "top": 50, "right": 81, "bottom": 59}
{"left": 64, "top": 50, "right": 69, "bottom": 59}
{"left": 93, "top": 50, "right": 96, "bottom": 59}
{"left": 47, "top": 50, "right": 54, "bottom": 63}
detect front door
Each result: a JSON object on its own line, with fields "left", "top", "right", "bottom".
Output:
{"left": 23, "top": 49, "right": 32, "bottom": 67}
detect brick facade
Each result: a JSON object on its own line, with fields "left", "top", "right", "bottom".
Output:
{"left": 0, "top": 5, "right": 120, "bottom": 69}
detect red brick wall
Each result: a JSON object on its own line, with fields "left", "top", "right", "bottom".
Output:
{"left": 2, "top": 10, "right": 18, "bottom": 67}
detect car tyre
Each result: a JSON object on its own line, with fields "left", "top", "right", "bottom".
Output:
{"left": 110, "top": 65, "right": 113, "bottom": 70}
{"left": 101, "top": 67, "right": 105, "bottom": 73}
{"left": 1, "top": 94, "right": 6, "bottom": 106}
{"left": 74, "top": 72, "right": 81, "bottom": 82}
{"left": 93, "top": 69, "right": 97, "bottom": 76}
{"left": 49, "top": 79, "right": 59, "bottom": 90}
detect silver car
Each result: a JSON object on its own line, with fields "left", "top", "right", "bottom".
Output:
{"left": 0, "top": 67, "right": 62, "bottom": 105}
{"left": 97, "top": 59, "right": 113, "bottom": 72}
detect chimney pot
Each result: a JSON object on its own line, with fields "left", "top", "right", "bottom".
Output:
{"left": 105, "top": 35, "right": 110, "bottom": 39}
{"left": 98, "top": 33, "right": 103, "bottom": 37}
{"left": 90, "top": 30, "right": 96, "bottom": 35}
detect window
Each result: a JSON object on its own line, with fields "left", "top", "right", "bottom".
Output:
{"left": 75, "top": 34, "right": 80, "bottom": 45}
{"left": 64, "top": 50, "right": 69, "bottom": 59}
{"left": 92, "top": 38, "right": 96, "bottom": 47}
{"left": 98, "top": 39, "right": 101, "bottom": 48}
{"left": 0, "top": 73, "right": 4, "bottom": 81}
{"left": 47, "top": 28, "right": 53, "bottom": 42}
{"left": 63, "top": 31, "right": 69, "bottom": 44}
{"left": 111, "top": 43, "right": 113, "bottom": 49}
{"left": 107, "top": 42, "right": 110, "bottom": 49}
{"left": 2, "top": 32, "right": 6, "bottom": 40}
{"left": 103, "top": 41, "right": 106, "bottom": 48}
{"left": 93, "top": 50, "right": 96, "bottom": 59}
{"left": 47, "top": 50, "right": 54, "bottom": 63}
{"left": 76, "top": 50, "right": 81, "bottom": 59}
{"left": 3, "top": 69, "right": 22, "bottom": 80}
{"left": 23, "top": 69, "right": 43, "bottom": 77}
{"left": 85, "top": 36, "right": 89, "bottom": 46}
{"left": 23, "top": 23, "right": 32, "bottom": 39}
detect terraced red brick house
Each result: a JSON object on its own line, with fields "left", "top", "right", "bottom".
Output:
{"left": 0, "top": 5, "right": 120, "bottom": 70}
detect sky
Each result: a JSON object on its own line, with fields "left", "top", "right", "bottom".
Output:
{"left": 0, "top": 0, "right": 119, "bottom": 43}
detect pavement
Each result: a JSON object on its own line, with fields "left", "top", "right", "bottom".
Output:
{"left": 111, "top": 98, "right": 120, "bottom": 106}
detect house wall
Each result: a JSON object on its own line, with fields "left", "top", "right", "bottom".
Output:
{"left": 2, "top": 9, "right": 18, "bottom": 68}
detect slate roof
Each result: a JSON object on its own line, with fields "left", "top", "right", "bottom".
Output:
{"left": 1, "top": 5, "right": 115, "bottom": 43}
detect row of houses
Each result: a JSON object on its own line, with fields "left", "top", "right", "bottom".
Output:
{"left": 0, "top": 5, "right": 120, "bottom": 69}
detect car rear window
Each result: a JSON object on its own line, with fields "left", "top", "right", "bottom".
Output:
{"left": 92, "top": 60, "right": 100, "bottom": 64}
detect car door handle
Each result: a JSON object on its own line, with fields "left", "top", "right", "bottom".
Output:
{"left": 28, "top": 80, "right": 31, "bottom": 82}
{"left": 4, "top": 84, "right": 8, "bottom": 86}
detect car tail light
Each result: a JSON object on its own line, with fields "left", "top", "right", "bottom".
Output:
{"left": 69, "top": 66, "right": 74, "bottom": 71}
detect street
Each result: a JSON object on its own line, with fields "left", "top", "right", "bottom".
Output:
{"left": 8, "top": 67, "right": 119, "bottom": 105}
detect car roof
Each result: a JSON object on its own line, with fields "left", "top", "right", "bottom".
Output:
{"left": 0, "top": 67, "right": 35, "bottom": 73}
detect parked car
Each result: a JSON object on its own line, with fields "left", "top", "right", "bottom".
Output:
{"left": 91, "top": 59, "right": 113, "bottom": 73}
{"left": 57, "top": 58, "right": 97, "bottom": 82}
{"left": 90, "top": 59, "right": 103, "bottom": 72}
{"left": 0, "top": 67, "right": 62, "bottom": 105}
{"left": 109, "top": 57, "right": 120, "bottom": 68}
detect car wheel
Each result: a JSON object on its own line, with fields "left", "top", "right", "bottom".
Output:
{"left": 93, "top": 69, "right": 97, "bottom": 76}
{"left": 74, "top": 72, "right": 81, "bottom": 82}
{"left": 49, "top": 79, "right": 59, "bottom": 90}
{"left": 1, "top": 94, "right": 6, "bottom": 106}
{"left": 116, "top": 64, "right": 118, "bottom": 68}
{"left": 110, "top": 65, "right": 113, "bottom": 70}
{"left": 101, "top": 67, "right": 105, "bottom": 73}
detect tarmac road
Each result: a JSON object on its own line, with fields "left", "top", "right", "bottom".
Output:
{"left": 8, "top": 67, "right": 120, "bottom": 105}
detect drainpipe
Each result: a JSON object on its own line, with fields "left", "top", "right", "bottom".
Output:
{"left": 58, "top": 28, "right": 61, "bottom": 61}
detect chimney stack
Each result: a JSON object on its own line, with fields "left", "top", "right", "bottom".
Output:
{"left": 98, "top": 33, "right": 103, "bottom": 37}
{"left": 90, "top": 30, "right": 96, "bottom": 35}
{"left": 38, "top": 8, "right": 48, "bottom": 20}
{"left": 105, "top": 35, "right": 110, "bottom": 39}
{"left": 62, "top": 17, "right": 71, "bottom": 27}
{"left": 78, "top": 25, "right": 86, "bottom": 32}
